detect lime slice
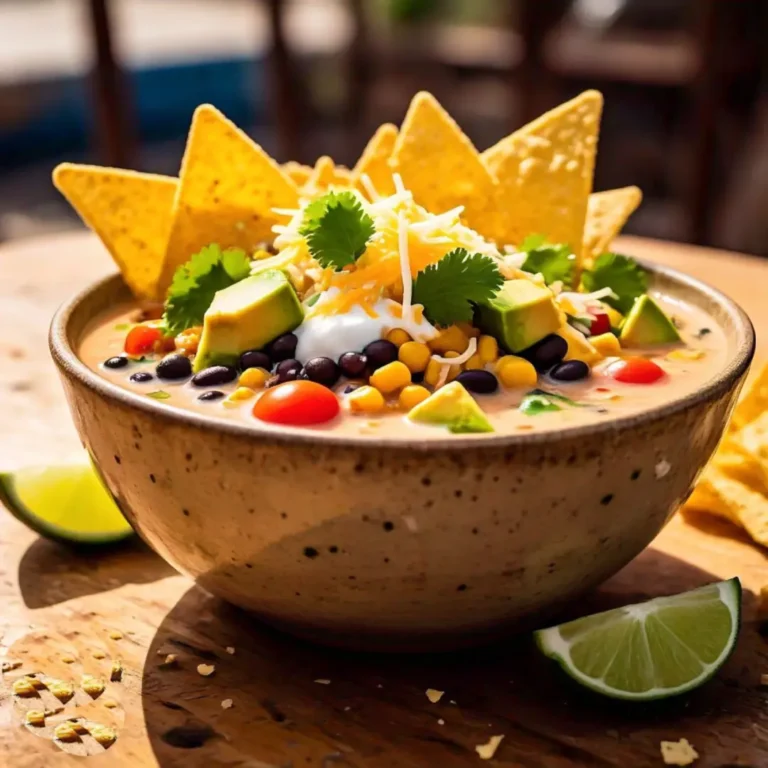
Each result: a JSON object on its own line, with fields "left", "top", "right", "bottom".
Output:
{"left": 535, "top": 578, "right": 741, "bottom": 701}
{"left": 0, "top": 463, "right": 133, "bottom": 545}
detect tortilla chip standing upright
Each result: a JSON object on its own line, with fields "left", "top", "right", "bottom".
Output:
{"left": 52, "top": 164, "right": 178, "bottom": 300}
{"left": 583, "top": 186, "right": 642, "bottom": 266}
{"left": 482, "top": 90, "right": 603, "bottom": 264}
{"left": 159, "top": 104, "right": 299, "bottom": 293}
{"left": 352, "top": 123, "right": 398, "bottom": 199}
{"left": 282, "top": 161, "right": 313, "bottom": 186}
{"left": 301, "top": 156, "right": 352, "bottom": 197}
{"left": 391, "top": 92, "right": 501, "bottom": 242}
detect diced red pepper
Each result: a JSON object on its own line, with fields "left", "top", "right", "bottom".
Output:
{"left": 589, "top": 312, "right": 611, "bottom": 336}
{"left": 607, "top": 357, "right": 665, "bottom": 384}
{"left": 124, "top": 325, "right": 163, "bottom": 356}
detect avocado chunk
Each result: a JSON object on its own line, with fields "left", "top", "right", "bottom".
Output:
{"left": 475, "top": 279, "right": 561, "bottom": 353}
{"left": 619, "top": 295, "right": 680, "bottom": 347}
{"left": 407, "top": 382, "right": 494, "bottom": 434}
{"left": 194, "top": 270, "right": 303, "bottom": 372}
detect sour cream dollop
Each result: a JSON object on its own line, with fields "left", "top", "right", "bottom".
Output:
{"left": 295, "top": 290, "right": 438, "bottom": 362}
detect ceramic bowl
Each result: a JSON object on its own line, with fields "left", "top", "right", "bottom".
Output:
{"left": 50, "top": 262, "right": 754, "bottom": 651}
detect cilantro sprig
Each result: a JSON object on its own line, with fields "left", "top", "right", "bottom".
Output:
{"left": 412, "top": 248, "right": 504, "bottom": 327}
{"left": 519, "top": 236, "right": 575, "bottom": 287}
{"left": 161, "top": 244, "right": 251, "bottom": 336}
{"left": 581, "top": 252, "right": 647, "bottom": 314}
{"left": 299, "top": 191, "right": 375, "bottom": 271}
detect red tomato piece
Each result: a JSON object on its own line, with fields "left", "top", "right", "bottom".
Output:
{"left": 253, "top": 381, "right": 340, "bottom": 425}
{"left": 589, "top": 312, "right": 611, "bottom": 336}
{"left": 607, "top": 357, "right": 665, "bottom": 384}
{"left": 124, "top": 325, "right": 162, "bottom": 356}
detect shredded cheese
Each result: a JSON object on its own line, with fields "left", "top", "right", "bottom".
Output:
{"left": 393, "top": 172, "right": 406, "bottom": 195}
{"left": 431, "top": 337, "right": 477, "bottom": 366}
{"left": 398, "top": 210, "right": 412, "bottom": 321}
{"left": 359, "top": 172, "right": 380, "bottom": 201}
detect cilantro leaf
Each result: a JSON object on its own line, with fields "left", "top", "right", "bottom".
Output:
{"left": 161, "top": 244, "right": 251, "bottom": 336}
{"left": 520, "top": 243, "right": 575, "bottom": 286}
{"left": 520, "top": 233, "right": 547, "bottom": 251}
{"left": 581, "top": 252, "right": 648, "bottom": 314}
{"left": 299, "top": 191, "right": 375, "bottom": 270}
{"left": 412, "top": 248, "right": 504, "bottom": 327}
{"left": 519, "top": 393, "right": 561, "bottom": 416}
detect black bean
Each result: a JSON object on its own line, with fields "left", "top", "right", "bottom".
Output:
{"left": 267, "top": 333, "right": 298, "bottom": 362}
{"left": 239, "top": 349, "right": 271, "bottom": 371}
{"left": 344, "top": 383, "right": 363, "bottom": 394}
{"left": 267, "top": 368, "right": 299, "bottom": 387}
{"left": 550, "top": 360, "right": 590, "bottom": 382}
{"left": 304, "top": 357, "right": 340, "bottom": 387}
{"left": 364, "top": 340, "right": 398, "bottom": 371}
{"left": 198, "top": 390, "right": 225, "bottom": 402}
{"left": 276, "top": 358, "right": 302, "bottom": 376}
{"left": 411, "top": 371, "right": 425, "bottom": 384}
{"left": 520, "top": 334, "right": 568, "bottom": 372}
{"left": 191, "top": 365, "right": 238, "bottom": 387}
{"left": 104, "top": 356, "right": 128, "bottom": 369}
{"left": 129, "top": 371, "right": 154, "bottom": 383}
{"left": 156, "top": 354, "right": 192, "bottom": 380}
{"left": 456, "top": 370, "right": 499, "bottom": 394}
{"left": 338, "top": 351, "right": 368, "bottom": 378}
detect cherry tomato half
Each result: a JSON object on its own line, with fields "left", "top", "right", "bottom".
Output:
{"left": 253, "top": 381, "right": 340, "bottom": 425}
{"left": 124, "top": 325, "right": 163, "bottom": 356}
{"left": 589, "top": 312, "right": 611, "bottom": 336}
{"left": 607, "top": 357, "right": 665, "bottom": 384}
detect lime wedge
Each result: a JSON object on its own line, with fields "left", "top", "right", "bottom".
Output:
{"left": 534, "top": 578, "right": 741, "bottom": 701}
{"left": 0, "top": 464, "right": 133, "bottom": 545}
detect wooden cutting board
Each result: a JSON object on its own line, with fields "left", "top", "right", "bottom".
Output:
{"left": 1, "top": 231, "right": 767, "bottom": 767}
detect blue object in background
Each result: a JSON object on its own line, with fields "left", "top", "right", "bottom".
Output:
{"left": 0, "top": 57, "right": 266, "bottom": 170}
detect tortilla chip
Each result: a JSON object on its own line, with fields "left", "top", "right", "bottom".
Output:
{"left": 352, "top": 123, "right": 398, "bottom": 198}
{"left": 301, "top": 156, "right": 352, "bottom": 197}
{"left": 159, "top": 104, "right": 299, "bottom": 292}
{"left": 52, "top": 164, "right": 177, "bottom": 300}
{"left": 282, "top": 161, "right": 313, "bottom": 186}
{"left": 482, "top": 90, "right": 603, "bottom": 263}
{"left": 391, "top": 92, "right": 501, "bottom": 241}
{"left": 732, "top": 365, "right": 768, "bottom": 432}
{"left": 583, "top": 186, "right": 642, "bottom": 266}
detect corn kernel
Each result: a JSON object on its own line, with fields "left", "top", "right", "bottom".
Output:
{"left": 424, "top": 354, "right": 460, "bottom": 388}
{"left": 223, "top": 387, "right": 255, "bottom": 407}
{"left": 54, "top": 723, "right": 79, "bottom": 742}
{"left": 477, "top": 335, "right": 499, "bottom": 364}
{"left": 666, "top": 348, "right": 705, "bottom": 362}
{"left": 12, "top": 678, "right": 37, "bottom": 697}
{"left": 398, "top": 341, "right": 431, "bottom": 373}
{"left": 370, "top": 361, "right": 411, "bottom": 394}
{"left": 496, "top": 356, "right": 538, "bottom": 389}
{"left": 239, "top": 367, "right": 270, "bottom": 389}
{"left": 443, "top": 352, "right": 461, "bottom": 382}
{"left": 463, "top": 353, "right": 484, "bottom": 371}
{"left": 399, "top": 385, "right": 431, "bottom": 411}
{"left": 348, "top": 386, "right": 386, "bottom": 414}
{"left": 590, "top": 332, "right": 621, "bottom": 357}
{"left": 81, "top": 675, "right": 105, "bottom": 698}
{"left": 604, "top": 305, "right": 624, "bottom": 327}
{"left": 25, "top": 710, "right": 45, "bottom": 727}
{"left": 429, "top": 325, "right": 470, "bottom": 354}
{"left": 386, "top": 328, "right": 411, "bottom": 347}
{"left": 456, "top": 322, "right": 480, "bottom": 339}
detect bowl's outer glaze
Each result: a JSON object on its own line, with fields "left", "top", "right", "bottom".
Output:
{"left": 51, "top": 265, "right": 754, "bottom": 651}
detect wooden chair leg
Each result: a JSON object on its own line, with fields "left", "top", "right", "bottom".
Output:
{"left": 87, "top": 0, "right": 133, "bottom": 167}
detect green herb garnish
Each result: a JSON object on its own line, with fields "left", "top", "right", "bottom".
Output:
{"left": 412, "top": 248, "right": 504, "bottom": 326}
{"left": 520, "top": 241, "right": 575, "bottom": 287}
{"left": 161, "top": 244, "right": 251, "bottom": 336}
{"left": 695, "top": 327, "right": 712, "bottom": 339}
{"left": 147, "top": 390, "right": 171, "bottom": 400}
{"left": 299, "top": 191, "right": 375, "bottom": 271}
{"left": 519, "top": 393, "right": 561, "bottom": 416}
{"left": 528, "top": 388, "right": 583, "bottom": 407}
{"left": 581, "top": 253, "right": 647, "bottom": 314}
{"left": 113, "top": 323, "right": 131, "bottom": 331}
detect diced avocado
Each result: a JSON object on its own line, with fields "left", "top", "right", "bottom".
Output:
{"left": 475, "top": 279, "right": 561, "bottom": 353}
{"left": 407, "top": 382, "right": 494, "bottom": 434}
{"left": 619, "top": 295, "right": 680, "bottom": 347}
{"left": 194, "top": 270, "right": 303, "bottom": 371}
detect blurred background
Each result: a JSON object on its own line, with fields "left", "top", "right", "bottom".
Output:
{"left": 1, "top": 0, "right": 767, "bottom": 254}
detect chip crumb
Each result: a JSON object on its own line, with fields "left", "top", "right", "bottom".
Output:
{"left": 314, "top": 679, "right": 331, "bottom": 685}
{"left": 221, "top": 698, "right": 234, "bottom": 709}
{"left": 108, "top": 631, "right": 123, "bottom": 641}
{"left": 12, "top": 677, "right": 38, "bottom": 697}
{"left": 660, "top": 739, "right": 699, "bottom": 766}
{"left": 655, "top": 459, "right": 671, "bottom": 479}
{"left": 49, "top": 680, "right": 75, "bottom": 703}
{"left": 425, "top": 688, "right": 444, "bottom": 704}
{"left": 344, "top": 706, "right": 351, "bottom": 712}
{"left": 103, "top": 699, "right": 119, "bottom": 709}
{"left": 89, "top": 724, "right": 117, "bottom": 747}
{"left": 162, "top": 654, "right": 177, "bottom": 666}
{"left": 110, "top": 660, "right": 123, "bottom": 682}
{"left": 61, "top": 654, "right": 76, "bottom": 664}
{"left": 438, "top": 718, "right": 445, "bottom": 725}
{"left": 475, "top": 734, "right": 505, "bottom": 760}
{"left": 1, "top": 660, "right": 22, "bottom": 672}
{"left": 53, "top": 722, "right": 80, "bottom": 742}
{"left": 226, "top": 646, "right": 236, "bottom": 655}
{"left": 92, "top": 650, "right": 107, "bottom": 660}
{"left": 81, "top": 675, "right": 105, "bottom": 698}
{"left": 197, "top": 664, "right": 215, "bottom": 677}
{"left": 25, "top": 709, "right": 46, "bottom": 727}
{"left": 449, "top": 699, "right": 457, "bottom": 705}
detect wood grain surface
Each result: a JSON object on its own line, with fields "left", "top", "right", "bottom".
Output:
{"left": 1, "top": 231, "right": 767, "bottom": 768}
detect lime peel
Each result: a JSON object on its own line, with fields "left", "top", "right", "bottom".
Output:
{"left": 535, "top": 578, "right": 741, "bottom": 701}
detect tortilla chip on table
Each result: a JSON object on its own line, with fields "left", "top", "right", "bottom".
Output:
{"left": 482, "top": 90, "right": 603, "bottom": 264}
{"left": 159, "top": 104, "right": 299, "bottom": 294}
{"left": 52, "top": 164, "right": 178, "bottom": 300}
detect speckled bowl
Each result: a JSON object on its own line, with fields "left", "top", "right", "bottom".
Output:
{"left": 50, "top": 261, "right": 754, "bottom": 651}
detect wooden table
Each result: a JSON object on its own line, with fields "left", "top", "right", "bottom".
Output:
{"left": 1, "top": 231, "right": 768, "bottom": 767}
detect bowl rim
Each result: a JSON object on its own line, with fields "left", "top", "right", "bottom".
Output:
{"left": 49, "top": 259, "right": 755, "bottom": 452}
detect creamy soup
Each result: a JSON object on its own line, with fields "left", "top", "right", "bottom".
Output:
{"left": 79, "top": 291, "right": 728, "bottom": 440}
